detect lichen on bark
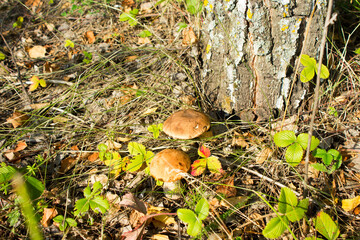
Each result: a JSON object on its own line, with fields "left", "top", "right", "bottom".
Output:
{"left": 201, "top": 0, "right": 326, "bottom": 120}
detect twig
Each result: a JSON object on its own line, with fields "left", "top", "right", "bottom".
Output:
{"left": 52, "top": 107, "right": 86, "bottom": 123}
{"left": 240, "top": 166, "right": 301, "bottom": 196}
{"left": 0, "top": 32, "right": 32, "bottom": 104}
{"left": 304, "top": 0, "right": 335, "bottom": 192}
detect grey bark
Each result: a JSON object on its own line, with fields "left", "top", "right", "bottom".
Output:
{"left": 201, "top": 0, "right": 327, "bottom": 120}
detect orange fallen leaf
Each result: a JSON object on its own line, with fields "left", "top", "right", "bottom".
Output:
{"left": 41, "top": 208, "right": 58, "bottom": 227}
{"left": 14, "top": 141, "right": 27, "bottom": 152}
{"left": 28, "top": 45, "right": 46, "bottom": 58}
{"left": 182, "top": 26, "right": 197, "bottom": 46}
{"left": 7, "top": 111, "right": 29, "bottom": 128}
{"left": 88, "top": 152, "right": 99, "bottom": 162}
{"left": 125, "top": 55, "right": 138, "bottom": 62}
{"left": 84, "top": 31, "right": 96, "bottom": 44}
{"left": 70, "top": 145, "right": 79, "bottom": 151}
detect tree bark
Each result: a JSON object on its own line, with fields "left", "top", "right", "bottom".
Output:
{"left": 201, "top": 0, "right": 327, "bottom": 120}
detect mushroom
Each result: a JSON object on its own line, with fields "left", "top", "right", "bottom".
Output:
{"left": 149, "top": 149, "right": 191, "bottom": 199}
{"left": 163, "top": 109, "right": 211, "bottom": 139}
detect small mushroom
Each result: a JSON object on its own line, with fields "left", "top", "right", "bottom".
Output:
{"left": 163, "top": 109, "right": 210, "bottom": 139}
{"left": 149, "top": 149, "right": 191, "bottom": 199}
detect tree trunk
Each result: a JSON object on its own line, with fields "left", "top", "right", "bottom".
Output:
{"left": 201, "top": 0, "right": 327, "bottom": 120}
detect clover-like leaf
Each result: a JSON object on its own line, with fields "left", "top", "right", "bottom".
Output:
{"left": 128, "top": 142, "right": 146, "bottom": 156}
{"left": 64, "top": 39, "right": 74, "bottom": 48}
{"left": 300, "top": 54, "right": 316, "bottom": 67}
{"left": 29, "top": 76, "right": 46, "bottom": 91}
{"left": 274, "top": 131, "right": 296, "bottom": 147}
{"left": 311, "top": 163, "right": 328, "bottom": 173}
{"left": 90, "top": 196, "right": 110, "bottom": 214}
{"left": 286, "top": 199, "right": 309, "bottom": 222}
{"left": 195, "top": 198, "right": 209, "bottom": 221}
{"left": 285, "top": 142, "right": 303, "bottom": 166}
{"left": 74, "top": 198, "right": 90, "bottom": 216}
{"left": 300, "top": 66, "right": 315, "bottom": 82}
{"left": 190, "top": 159, "right": 206, "bottom": 176}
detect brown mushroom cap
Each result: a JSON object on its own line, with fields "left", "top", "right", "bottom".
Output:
{"left": 149, "top": 149, "right": 191, "bottom": 182}
{"left": 163, "top": 109, "right": 210, "bottom": 139}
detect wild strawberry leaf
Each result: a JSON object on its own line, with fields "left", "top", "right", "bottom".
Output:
{"left": 285, "top": 142, "right": 303, "bottom": 166}
{"left": 262, "top": 216, "right": 289, "bottom": 239}
{"left": 206, "top": 156, "right": 223, "bottom": 174}
{"left": 191, "top": 159, "right": 206, "bottom": 176}
{"left": 198, "top": 145, "right": 211, "bottom": 158}
{"left": 274, "top": 130, "right": 296, "bottom": 147}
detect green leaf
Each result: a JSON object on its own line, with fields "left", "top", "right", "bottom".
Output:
{"left": 177, "top": 209, "right": 197, "bottom": 224}
{"left": 138, "top": 30, "right": 152, "bottom": 38}
{"left": 65, "top": 217, "right": 77, "bottom": 227}
{"left": 25, "top": 176, "right": 44, "bottom": 200}
{"left": 90, "top": 196, "right": 110, "bottom": 214}
{"left": 195, "top": 198, "right": 209, "bottom": 221}
{"left": 206, "top": 156, "right": 223, "bottom": 174}
{"left": 147, "top": 124, "right": 163, "bottom": 139}
{"left": 74, "top": 198, "right": 90, "bottom": 216}
{"left": 314, "top": 212, "right": 340, "bottom": 240}
{"left": 311, "top": 163, "right": 328, "bottom": 172}
{"left": 53, "top": 215, "right": 67, "bottom": 231}
{"left": 128, "top": 142, "right": 146, "bottom": 156}
{"left": 0, "top": 51, "right": 5, "bottom": 60}
{"left": 91, "top": 182, "right": 103, "bottom": 196}
{"left": 177, "top": 209, "right": 202, "bottom": 236}
{"left": 64, "top": 39, "right": 74, "bottom": 48}
{"left": 0, "top": 165, "right": 17, "bottom": 184}
{"left": 285, "top": 143, "right": 303, "bottom": 166}
{"left": 262, "top": 216, "right": 289, "bottom": 239}
{"left": 126, "top": 155, "right": 144, "bottom": 172}
{"left": 178, "top": 22, "right": 188, "bottom": 32}
{"left": 327, "top": 149, "right": 342, "bottom": 162}
{"left": 186, "top": 0, "right": 203, "bottom": 14}
{"left": 273, "top": 131, "right": 296, "bottom": 147}
{"left": 286, "top": 199, "right": 309, "bottom": 222}
{"left": 297, "top": 133, "right": 320, "bottom": 151}
{"left": 354, "top": 48, "right": 360, "bottom": 55}
{"left": 300, "top": 54, "right": 316, "bottom": 67}
{"left": 278, "top": 187, "right": 298, "bottom": 214}
{"left": 98, "top": 143, "right": 108, "bottom": 152}
{"left": 300, "top": 66, "right": 315, "bottom": 82}
{"left": 316, "top": 64, "right": 329, "bottom": 79}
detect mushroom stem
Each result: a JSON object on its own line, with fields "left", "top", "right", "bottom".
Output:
{"left": 163, "top": 181, "right": 183, "bottom": 200}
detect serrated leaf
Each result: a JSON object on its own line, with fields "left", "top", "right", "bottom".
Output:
{"left": 148, "top": 124, "right": 162, "bottom": 139}
{"left": 190, "top": 159, "right": 206, "bottom": 176}
{"left": 286, "top": 199, "right": 309, "bottom": 222}
{"left": 92, "top": 181, "right": 103, "bottom": 195}
{"left": 262, "top": 216, "right": 289, "bottom": 239}
{"left": 285, "top": 143, "right": 303, "bottom": 166}
{"left": 274, "top": 131, "right": 296, "bottom": 147}
{"left": 90, "top": 196, "right": 110, "bottom": 214}
{"left": 83, "top": 186, "right": 91, "bottom": 198}
{"left": 74, "top": 198, "right": 90, "bottom": 216}
{"left": 186, "top": 0, "right": 203, "bottom": 15}
{"left": 311, "top": 163, "right": 328, "bottom": 172}
{"left": 278, "top": 187, "right": 298, "bottom": 214}
{"left": 177, "top": 209, "right": 197, "bottom": 224}
{"left": 300, "top": 66, "right": 315, "bottom": 82}
{"left": 314, "top": 212, "right": 339, "bottom": 240}
{"left": 198, "top": 145, "right": 211, "bottom": 158}
{"left": 297, "top": 133, "right": 320, "bottom": 151}
{"left": 206, "top": 156, "right": 223, "bottom": 174}
{"left": 195, "top": 198, "right": 209, "bottom": 220}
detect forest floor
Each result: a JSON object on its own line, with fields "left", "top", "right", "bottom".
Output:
{"left": 0, "top": 0, "right": 360, "bottom": 239}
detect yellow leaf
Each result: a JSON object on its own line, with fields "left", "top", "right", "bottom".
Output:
{"left": 342, "top": 196, "right": 360, "bottom": 212}
{"left": 29, "top": 82, "right": 38, "bottom": 91}
{"left": 39, "top": 78, "right": 46, "bottom": 87}
{"left": 142, "top": 107, "right": 158, "bottom": 115}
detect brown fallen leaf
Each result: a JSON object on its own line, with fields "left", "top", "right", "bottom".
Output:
{"left": 41, "top": 208, "right": 58, "bottom": 227}
{"left": 70, "top": 145, "right": 79, "bottom": 151}
{"left": 60, "top": 156, "right": 77, "bottom": 173}
{"left": 28, "top": 45, "right": 46, "bottom": 58}
{"left": 256, "top": 147, "right": 273, "bottom": 164}
{"left": 125, "top": 55, "right": 138, "bottom": 62}
{"left": 216, "top": 175, "right": 237, "bottom": 198}
{"left": 84, "top": 31, "right": 96, "bottom": 44}
{"left": 232, "top": 132, "right": 249, "bottom": 148}
{"left": 182, "top": 26, "right": 197, "bottom": 46}
{"left": 7, "top": 111, "right": 29, "bottom": 128}
{"left": 220, "top": 196, "right": 248, "bottom": 208}
{"left": 150, "top": 234, "right": 170, "bottom": 240}
{"left": 138, "top": 37, "right": 151, "bottom": 45}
